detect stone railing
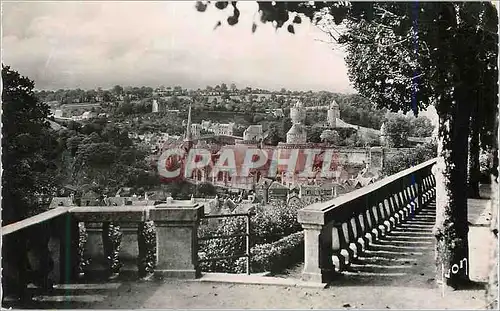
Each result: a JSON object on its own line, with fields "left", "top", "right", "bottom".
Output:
{"left": 298, "top": 158, "right": 437, "bottom": 283}
{"left": 2, "top": 202, "right": 204, "bottom": 299}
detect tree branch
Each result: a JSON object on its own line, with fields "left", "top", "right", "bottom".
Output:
{"left": 379, "top": 37, "right": 409, "bottom": 48}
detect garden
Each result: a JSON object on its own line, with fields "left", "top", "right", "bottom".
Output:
{"left": 198, "top": 201, "right": 305, "bottom": 274}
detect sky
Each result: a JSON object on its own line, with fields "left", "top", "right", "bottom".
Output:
{"left": 2, "top": 1, "right": 353, "bottom": 92}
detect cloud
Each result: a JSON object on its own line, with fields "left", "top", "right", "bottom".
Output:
{"left": 2, "top": 1, "right": 354, "bottom": 92}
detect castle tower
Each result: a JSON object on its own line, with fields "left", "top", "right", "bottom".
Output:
{"left": 152, "top": 99, "right": 159, "bottom": 113}
{"left": 290, "top": 100, "right": 306, "bottom": 124}
{"left": 327, "top": 100, "right": 340, "bottom": 128}
{"left": 286, "top": 100, "right": 307, "bottom": 144}
{"left": 286, "top": 123, "right": 307, "bottom": 144}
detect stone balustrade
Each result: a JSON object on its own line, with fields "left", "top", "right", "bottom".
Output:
{"left": 2, "top": 202, "right": 204, "bottom": 298}
{"left": 298, "top": 158, "right": 437, "bottom": 283}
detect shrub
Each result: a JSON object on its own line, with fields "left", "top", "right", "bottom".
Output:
{"left": 382, "top": 141, "right": 437, "bottom": 176}
{"left": 198, "top": 201, "right": 304, "bottom": 273}
{"left": 234, "top": 231, "right": 304, "bottom": 274}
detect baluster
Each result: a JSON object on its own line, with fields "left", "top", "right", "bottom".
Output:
{"left": 59, "top": 213, "right": 79, "bottom": 284}
{"left": 388, "top": 193, "right": 399, "bottom": 227}
{"left": 352, "top": 211, "right": 365, "bottom": 254}
{"left": 402, "top": 182, "right": 411, "bottom": 218}
{"left": 429, "top": 173, "right": 435, "bottom": 198}
{"left": 396, "top": 189, "right": 406, "bottom": 222}
{"left": 410, "top": 181, "right": 418, "bottom": 215}
{"left": 356, "top": 213, "right": 368, "bottom": 251}
{"left": 430, "top": 173, "right": 437, "bottom": 196}
{"left": 77, "top": 222, "right": 89, "bottom": 278}
{"left": 389, "top": 184, "right": 402, "bottom": 225}
{"left": 371, "top": 204, "right": 381, "bottom": 238}
{"left": 364, "top": 209, "right": 375, "bottom": 244}
{"left": 421, "top": 176, "right": 428, "bottom": 204}
{"left": 416, "top": 171, "right": 423, "bottom": 211}
{"left": 425, "top": 175, "right": 432, "bottom": 201}
{"left": 376, "top": 188, "right": 390, "bottom": 236}
{"left": 347, "top": 217, "right": 359, "bottom": 259}
{"left": 2, "top": 230, "right": 30, "bottom": 300}
{"left": 102, "top": 222, "right": 122, "bottom": 279}
{"left": 339, "top": 222, "right": 351, "bottom": 269}
{"left": 408, "top": 182, "right": 417, "bottom": 217}
{"left": 330, "top": 224, "right": 342, "bottom": 272}
{"left": 382, "top": 198, "right": 393, "bottom": 232}
{"left": 392, "top": 182, "right": 402, "bottom": 224}
{"left": 28, "top": 222, "right": 55, "bottom": 289}
{"left": 137, "top": 220, "right": 157, "bottom": 280}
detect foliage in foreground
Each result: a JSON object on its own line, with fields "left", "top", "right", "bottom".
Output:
{"left": 2, "top": 65, "right": 57, "bottom": 223}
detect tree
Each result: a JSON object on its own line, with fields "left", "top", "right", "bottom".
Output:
{"left": 384, "top": 114, "right": 411, "bottom": 148}
{"left": 410, "top": 116, "right": 435, "bottom": 137}
{"left": 197, "top": 182, "right": 217, "bottom": 197}
{"left": 113, "top": 85, "right": 123, "bottom": 97}
{"left": 2, "top": 65, "right": 59, "bottom": 223}
{"left": 320, "top": 129, "right": 339, "bottom": 145}
{"left": 383, "top": 142, "right": 438, "bottom": 176}
{"left": 197, "top": 0, "right": 498, "bottom": 295}
{"left": 307, "top": 126, "right": 323, "bottom": 144}
{"left": 337, "top": 2, "right": 498, "bottom": 288}
{"left": 264, "top": 123, "right": 281, "bottom": 146}
{"left": 230, "top": 83, "right": 237, "bottom": 92}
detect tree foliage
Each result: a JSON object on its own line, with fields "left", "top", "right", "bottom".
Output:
{"left": 382, "top": 141, "right": 437, "bottom": 176}
{"left": 2, "top": 65, "right": 59, "bottom": 223}
{"left": 55, "top": 120, "right": 158, "bottom": 196}
{"left": 383, "top": 113, "right": 411, "bottom": 148}
{"left": 196, "top": 1, "right": 498, "bottom": 289}
{"left": 320, "top": 129, "right": 339, "bottom": 144}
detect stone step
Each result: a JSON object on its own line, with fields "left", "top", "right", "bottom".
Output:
{"left": 386, "top": 232, "right": 433, "bottom": 237}
{"left": 397, "top": 224, "right": 434, "bottom": 229}
{"left": 26, "top": 283, "right": 122, "bottom": 290}
{"left": 362, "top": 249, "right": 424, "bottom": 257}
{"left": 347, "top": 263, "right": 415, "bottom": 273}
{"left": 389, "top": 230, "right": 432, "bottom": 235}
{"left": 53, "top": 283, "right": 122, "bottom": 290}
{"left": 406, "top": 219, "right": 435, "bottom": 223}
{"left": 354, "top": 256, "right": 418, "bottom": 263}
{"left": 374, "top": 239, "right": 434, "bottom": 246}
{"left": 342, "top": 271, "right": 408, "bottom": 277}
{"left": 367, "top": 243, "right": 432, "bottom": 251}
{"left": 31, "top": 294, "right": 107, "bottom": 303}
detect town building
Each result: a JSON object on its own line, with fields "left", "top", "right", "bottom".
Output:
{"left": 243, "top": 125, "right": 264, "bottom": 142}
{"left": 158, "top": 99, "right": 388, "bottom": 193}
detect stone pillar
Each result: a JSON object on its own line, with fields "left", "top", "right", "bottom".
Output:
{"left": 57, "top": 213, "right": 80, "bottom": 284}
{"left": 301, "top": 223, "right": 325, "bottom": 283}
{"left": 150, "top": 204, "right": 204, "bottom": 279}
{"left": 486, "top": 176, "right": 499, "bottom": 309}
{"left": 370, "top": 147, "right": 384, "bottom": 169}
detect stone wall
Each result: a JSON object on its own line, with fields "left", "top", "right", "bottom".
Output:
{"left": 85, "top": 223, "right": 140, "bottom": 272}
{"left": 336, "top": 147, "right": 413, "bottom": 167}
{"left": 337, "top": 148, "right": 369, "bottom": 165}
{"left": 486, "top": 176, "right": 499, "bottom": 309}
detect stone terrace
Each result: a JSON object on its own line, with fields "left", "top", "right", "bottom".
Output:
{"left": 3, "top": 187, "right": 492, "bottom": 309}
{"left": 2, "top": 159, "right": 494, "bottom": 309}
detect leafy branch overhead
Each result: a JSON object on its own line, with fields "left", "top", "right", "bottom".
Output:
{"left": 195, "top": 1, "right": 372, "bottom": 33}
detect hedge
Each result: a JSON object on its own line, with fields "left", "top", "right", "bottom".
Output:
{"left": 197, "top": 201, "right": 304, "bottom": 273}
{"left": 382, "top": 141, "right": 437, "bottom": 176}
{"left": 234, "top": 231, "right": 304, "bottom": 274}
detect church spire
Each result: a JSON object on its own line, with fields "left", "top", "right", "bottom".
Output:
{"left": 185, "top": 102, "right": 192, "bottom": 142}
